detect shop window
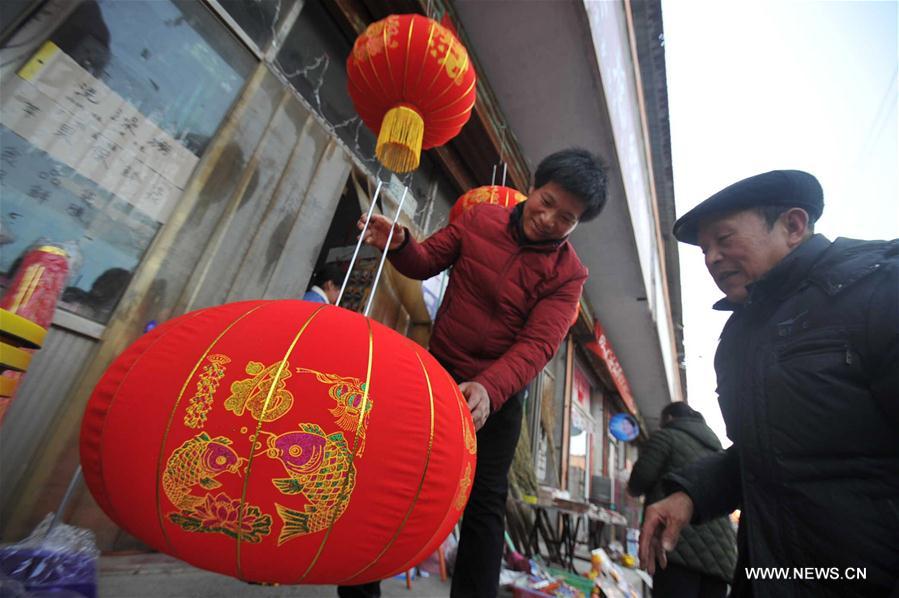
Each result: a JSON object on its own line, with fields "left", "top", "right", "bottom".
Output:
{"left": 567, "top": 365, "right": 594, "bottom": 501}
{"left": 616, "top": 438, "right": 628, "bottom": 471}
{"left": 591, "top": 389, "right": 605, "bottom": 477}
{"left": 0, "top": 0, "right": 254, "bottom": 323}
{"left": 0, "top": 0, "right": 40, "bottom": 44}
{"left": 567, "top": 403, "right": 592, "bottom": 501}
{"left": 424, "top": 168, "right": 456, "bottom": 233}
{"left": 274, "top": 0, "right": 377, "bottom": 169}
{"left": 535, "top": 342, "right": 567, "bottom": 488}
{"left": 216, "top": 0, "right": 301, "bottom": 55}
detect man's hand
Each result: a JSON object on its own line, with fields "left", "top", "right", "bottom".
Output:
{"left": 357, "top": 214, "right": 406, "bottom": 251}
{"left": 459, "top": 381, "right": 490, "bottom": 431}
{"left": 638, "top": 491, "right": 694, "bottom": 575}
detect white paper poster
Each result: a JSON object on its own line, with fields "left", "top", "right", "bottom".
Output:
{"left": 3, "top": 41, "right": 198, "bottom": 223}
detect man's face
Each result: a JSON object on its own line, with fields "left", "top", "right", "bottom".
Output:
{"left": 697, "top": 209, "right": 795, "bottom": 304}
{"left": 521, "top": 181, "right": 586, "bottom": 242}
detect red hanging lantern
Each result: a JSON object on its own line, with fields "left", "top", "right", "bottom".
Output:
{"left": 0, "top": 244, "right": 69, "bottom": 422}
{"left": 449, "top": 185, "right": 527, "bottom": 223}
{"left": 80, "top": 300, "right": 477, "bottom": 584}
{"left": 346, "top": 14, "right": 477, "bottom": 173}
{"left": 0, "top": 244, "right": 69, "bottom": 328}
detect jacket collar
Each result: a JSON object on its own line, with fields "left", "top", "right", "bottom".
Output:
{"left": 712, "top": 234, "right": 832, "bottom": 311}
{"left": 307, "top": 285, "right": 329, "bottom": 303}
{"left": 509, "top": 203, "right": 570, "bottom": 251}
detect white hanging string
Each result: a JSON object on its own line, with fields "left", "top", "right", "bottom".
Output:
{"left": 501, "top": 162, "right": 508, "bottom": 187}
{"left": 44, "top": 465, "right": 82, "bottom": 541}
{"left": 336, "top": 179, "right": 383, "bottom": 307}
{"left": 365, "top": 186, "right": 408, "bottom": 317}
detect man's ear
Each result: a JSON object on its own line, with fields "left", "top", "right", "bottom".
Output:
{"left": 781, "top": 208, "right": 810, "bottom": 248}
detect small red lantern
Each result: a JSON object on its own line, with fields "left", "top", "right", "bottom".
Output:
{"left": 346, "top": 14, "right": 477, "bottom": 173}
{"left": 0, "top": 244, "right": 69, "bottom": 422}
{"left": 0, "top": 244, "right": 69, "bottom": 328}
{"left": 80, "top": 300, "right": 477, "bottom": 584}
{"left": 449, "top": 185, "right": 527, "bottom": 223}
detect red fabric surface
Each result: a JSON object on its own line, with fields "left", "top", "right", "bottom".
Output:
{"left": 449, "top": 186, "right": 527, "bottom": 224}
{"left": 346, "top": 13, "right": 477, "bottom": 150}
{"left": 79, "top": 300, "right": 476, "bottom": 584}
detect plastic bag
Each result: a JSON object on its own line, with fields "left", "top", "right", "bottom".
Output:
{"left": 417, "top": 532, "right": 458, "bottom": 577}
{"left": 0, "top": 513, "right": 99, "bottom": 598}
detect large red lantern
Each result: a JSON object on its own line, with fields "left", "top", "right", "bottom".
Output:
{"left": 449, "top": 185, "right": 527, "bottom": 223}
{"left": 80, "top": 300, "right": 477, "bottom": 584}
{"left": 347, "top": 14, "right": 477, "bottom": 173}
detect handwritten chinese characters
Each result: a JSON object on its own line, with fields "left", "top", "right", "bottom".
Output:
{"left": 1, "top": 41, "right": 197, "bottom": 223}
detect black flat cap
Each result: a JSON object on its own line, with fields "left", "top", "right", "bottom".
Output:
{"left": 673, "top": 170, "right": 824, "bottom": 245}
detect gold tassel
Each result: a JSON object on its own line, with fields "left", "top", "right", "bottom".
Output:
{"left": 376, "top": 105, "right": 424, "bottom": 173}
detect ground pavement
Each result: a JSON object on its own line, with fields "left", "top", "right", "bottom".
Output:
{"left": 98, "top": 553, "right": 516, "bottom": 598}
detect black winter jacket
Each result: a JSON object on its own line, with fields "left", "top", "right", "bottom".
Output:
{"left": 628, "top": 417, "right": 737, "bottom": 582}
{"left": 667, "top": 235, "right": 899, "bottom": 598}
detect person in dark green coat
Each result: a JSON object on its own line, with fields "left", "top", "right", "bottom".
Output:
{"left": 628, "top": 403, "right": 736, "bottom": 598}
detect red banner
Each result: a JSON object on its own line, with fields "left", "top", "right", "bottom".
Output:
{"left": 585, "top": 321, "right": 637, "bottom": 415}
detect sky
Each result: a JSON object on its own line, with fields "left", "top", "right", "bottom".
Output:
{"left": 661, "top": 0, "right": 899, "bottom": 446}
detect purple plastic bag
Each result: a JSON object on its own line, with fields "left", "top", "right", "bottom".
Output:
{"left": 0, "top": 514, "right": 98, "bottom": 598}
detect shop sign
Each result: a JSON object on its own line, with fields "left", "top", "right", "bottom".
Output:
{"left": 585, "top": 321, "right": 637, "bottom": 415}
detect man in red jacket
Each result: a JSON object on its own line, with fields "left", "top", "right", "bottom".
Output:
{"left": 342, "top": 148, "right": 608, "bottom": 598}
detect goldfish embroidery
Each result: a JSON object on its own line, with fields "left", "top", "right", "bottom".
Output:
{"left": 296, "top": 368, "right": 372, "bottom": 456}
{"left": 261, "top": 424, "right": 355, "bottom": 544}
{"left": 162, "top": 433, "right": 242, "bottom": 511}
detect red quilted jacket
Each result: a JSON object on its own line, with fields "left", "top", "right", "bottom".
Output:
{"left": 389, "top": 203, "right": 587, "bottom": 410}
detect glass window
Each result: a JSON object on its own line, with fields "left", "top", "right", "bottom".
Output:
{"left": 425, "top": 168, "right": 456, "bottom": 233}
{"left": 216, "top": 0, "right": 300, "bottom": 54}
{"left": 275, "top": 1, "right": 377, "bottom": 171}
{"left": 568, "top": 365, "right": 594, "bottom": 501}
{"left": 0, "top": 0, "right": 40, "bottom": 43}
{"left": 0, "top": 0, "right": 254, "bottom": 323}
{"left": 617, "top": 438, "right": 627, "bottom": 470}
{"left": 534, "top": 367, "right": 554, "bottom": 485}
{"left": 567, "top": 403, "right": 592, "bottom": 501}
{"left": 534, "top": 342, "right": 567, "bottom": 488}
{"left": 551, "top": 343, "right": 567, "bottom": 467}
{"left": 591, "top": 389, "right": 605, "bottom": 477}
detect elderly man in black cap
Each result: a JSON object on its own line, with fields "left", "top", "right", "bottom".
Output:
{"left": 639, "top": 170, "right": 899, "bottom": 598}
